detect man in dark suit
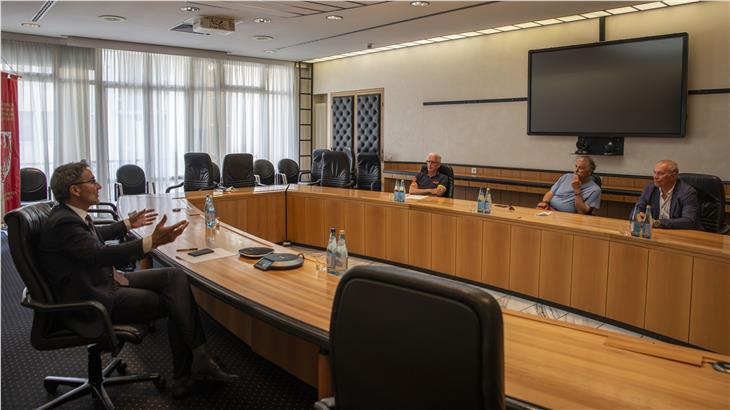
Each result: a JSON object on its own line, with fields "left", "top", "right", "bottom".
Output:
{"left": 636, "top": 159, "right": 699, "bottom": 230}
{"left": 40, "top": 161, "right": 238, "bottom": 398}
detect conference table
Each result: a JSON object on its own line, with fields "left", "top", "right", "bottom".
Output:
{"left": 117, "top": 185, "right": 730, "bottom": 409}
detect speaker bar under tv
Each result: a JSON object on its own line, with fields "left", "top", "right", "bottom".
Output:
{"left": 528, "top": 33, "right": 688, "bottom": 138}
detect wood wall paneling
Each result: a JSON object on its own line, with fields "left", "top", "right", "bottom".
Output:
{"left": 538, "top": 231, "right": 574, "bottom": 306}
{"left": 644, "top": 250, "right": 693, "bottom": 342}
{"left": 363, "top": 204, "right": 387, "bottom": 259}
{"left": 482, "top": 221, "right": 511, "bottom": 289}
{"left": 305, "top": 197, "right": 326, "bottom": 247}
{"left": 690, "top": 258, "right": 730, "bottom": 355}
{"left": 606, "top": 242, "right": 649, "bottom": 327}
{"left": 431, "top": 213, "right": 457, "bottom": 275}
{"left": 323, "top": 199, "right": 346, "bottom": 237}
{"left": 343, "top": 201, "right": 365, "bottom": 255}
{"left": 509, "top": 226, "right": 541, "bottom": 297}
{"left": 408, "top": 210, "right": 432, "bottom": 270}
{"left": 251, "top": 318, "right": 319, "bottom": 387}
{"left": 287, "top": 195, "right": 307, "bottom": 243}
{"left": 455, "top": 216, "right": 483, "bottom": 282}
{"left": 570, "top": 237, "right": 609, "bottom": 316}
{"left": 385, "top": 206, "right": 409, "bottom": 264}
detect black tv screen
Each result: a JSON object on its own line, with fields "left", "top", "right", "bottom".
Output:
{"left": 528, "top": 33, "right": 688, "bottom": 137}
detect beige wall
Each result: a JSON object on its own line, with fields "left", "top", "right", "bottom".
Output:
{"left": 313, "top": 2, "right": 730, "bottom": 179}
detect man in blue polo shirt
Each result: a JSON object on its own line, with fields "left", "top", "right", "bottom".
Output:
{"left": 537, "top": 156, "right": 601, "bottom": 214}
{"left": 409, "top": 152, "right": 449, "bottom": 196}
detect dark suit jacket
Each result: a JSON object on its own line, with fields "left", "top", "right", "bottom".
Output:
{"left": 39, "top": 202, "right": 145, "bottom": 337}
{"left": 636, "top": 179, "right": 699, "bottom": 230}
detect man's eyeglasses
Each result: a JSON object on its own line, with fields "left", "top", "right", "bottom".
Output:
{"left": 71, "top": 178, "right": 98, "bottom": 186}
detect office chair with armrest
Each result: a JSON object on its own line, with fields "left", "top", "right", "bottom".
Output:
{"left": 114, "top": 164, "right": 156, "bottom": 200}
{"left": 355, "top": 153, "right": 381, "bottom": 191}
{"left": 678, "top": 173, "right": 729, "bottom": 233}
{"left": 211, "top": 162, "right": 220, "bottom": 186}
{"left": 165, "top": 153, "right": 217, "bottom": 193}
{"left": 3, "top": 202, "right": 163, "bottom": 410}
{"left": 254, "top": 159, "right": 277, "bottom": 185}
{"left": 222, "top": 153, "right": 257, "bottom": 188}
{"left": 278, "top": 158, "right": 308, "bottom": 184}
{"left": 315, "top": 265, "right": 505, "bottom": 410}
{"left": 20, "top": 167, "right": 50, "bottom": 203}
{"left": 304, "top": 149, "right": 328, "bottom": 185}
{"left": 419, "top": 164, "right": 454, "bottom": 198}
{"left": 321, "top": 151, "right": 354, "bottom": 188}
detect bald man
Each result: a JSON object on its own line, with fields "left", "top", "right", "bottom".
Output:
{"left": 409, "top": 152, "right": 448, "bottom": 197}
{"left": 636, "top": 160, "right": 699, "bottom": 230}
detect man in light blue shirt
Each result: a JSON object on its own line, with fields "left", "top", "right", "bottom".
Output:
{"left": 537, "top": 156, "right": 601, "bottom": 215}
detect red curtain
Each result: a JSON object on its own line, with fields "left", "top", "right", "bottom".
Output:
{"left": 2, "top": 73, "right": 20, "bottom": 214}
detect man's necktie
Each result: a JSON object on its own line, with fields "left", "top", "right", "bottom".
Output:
{"left": 85, "top": 215, "right": 129, "bottom": 287}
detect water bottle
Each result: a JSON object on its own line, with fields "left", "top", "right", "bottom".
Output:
{"left": 642, "top": 205, "right": 654, "bottom": 239}
{"left": 326, "top": 228, "right": 337, "bottom": 275}
{"left": 335, "top": 230, "right": 348, "bottom": 276}
{"left": 397, "top": 180, "right": 406, "bottom": 203}
{"left": 393, "top": 180, "right": 400, "bottom": 202}
{"left": 484, "top": 188, "right": 492, "bottom": 214}
{"left": 477, "top": 188, "right": 486, "bottom": 213}
{"left": 204, "top": 195, "right": 217, "bottom": 228}
{"left": 630, "top": 205, "right": 641, "bottom": 237}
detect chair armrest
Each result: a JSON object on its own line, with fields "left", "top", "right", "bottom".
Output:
{"left": 147, "top": 181, "right": 157, "bottom": 194}
{"left": 114, "top": 182, "right": 123, "bottom": 201}
{"left": 166, "top": 182, "right": 184, "bottom": 193}
{"left": 313, "top": 397, "right": 336, "bottom": 410}
{"left": 299, "top": 170, "right": 311, "bottom": 182}
{"left": 280, "top": 174, "right": 288, "bottom": 185}
{"left": 21, "top": 288, "right": 120, "bottom": 355}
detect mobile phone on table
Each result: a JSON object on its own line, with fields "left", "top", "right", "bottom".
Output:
{"left": 188, "top": 248, "right": 214, "bottom": 257}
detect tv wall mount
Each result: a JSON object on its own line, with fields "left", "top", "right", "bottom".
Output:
{"left": 575, "top": 136, "right": 624, "bottom": 156}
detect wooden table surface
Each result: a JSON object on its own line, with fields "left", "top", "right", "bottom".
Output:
{"left": 118, "top": 191, "right": 730, "bottom": 409}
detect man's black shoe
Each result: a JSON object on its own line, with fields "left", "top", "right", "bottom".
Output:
{"left": 191, "top": 356, "right": 240, "bottom": 382}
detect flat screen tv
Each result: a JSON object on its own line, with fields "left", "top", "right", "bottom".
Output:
{"left": 528, "top": 33, "right": 688, "bottom": 137}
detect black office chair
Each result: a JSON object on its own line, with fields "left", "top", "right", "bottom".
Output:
{"left": 355, "top": 153, "right": 381, "bottom": 191}
{"left": 591, "top": 174, "right": 603, "bottom": 187}
{"left": 3, "top": 203, "right": 163, "bottom": 409}
{"left": 306, "top": 149, "right": 329, "bottom": 185}
{"left": 211, "top": 161, "right": 221, "bottom": 186}
{"left": 222, "top": 153, "right": 256, "bottom": 188}
{"left": 254, "top": 159, "right": 277, "bottom": 185}
{"left": 679, "top": 173, "right": 729, "bottom": 233}
{"left": 20, "top": 167, "right": 49, "bottom": 203}
{"left": 315, "top": 265, "right": 505, "bottom": 410}
{"left": 165, "top": 153, "right": 217, "bottom": 193}
{"left": 321, "top": 151, "right": 354, "bottom": 188}
{"left": 419, "top": 164, "right": 454, "bottom": 198}
{"left": 114, "top": 164, "right": 156, "bottom": 200}
{"left": 278, "top": 158, "right": 308, "bottom": 184}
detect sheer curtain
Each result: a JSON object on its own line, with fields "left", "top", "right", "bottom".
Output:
{"left": 2, "top": 39, "right": 298, "bottom": 199}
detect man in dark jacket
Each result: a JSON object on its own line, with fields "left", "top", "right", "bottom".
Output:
{"left": 40, "top": 161, "right": 238, "bottom": 398}
{"left": 636, "top": 159, "right": 699, "bottom": 230}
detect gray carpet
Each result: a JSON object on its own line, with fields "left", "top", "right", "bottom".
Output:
{"left": 1, "top": 230, "right": 317, "bottom": 409}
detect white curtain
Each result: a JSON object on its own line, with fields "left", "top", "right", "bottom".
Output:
{"left": 2, "top": 39, "right": 298, "bottom": 199}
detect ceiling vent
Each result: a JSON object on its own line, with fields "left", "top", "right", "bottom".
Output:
{"left": 31, "top": 1, "right": 56, "bottom": 22}
{"left": 192, "top": 16, "right": 236, "bottom": 36}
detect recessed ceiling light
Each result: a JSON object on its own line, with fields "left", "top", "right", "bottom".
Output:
{"left": 400, "top": 41, "right": 421, "bottom": 47}
{"left": 410, "top": 1, "right": 430, "bottom": 6}
{"left": 443, "top": 34, "right": 465, "bottom": 40}
{"left": 606, "top": 6, "right": 639, "bottom": 14}
{"left": 663, "top": 0, "right": 699, "bottom": 5}
{"left": 581, "top": 11, "right": 611, "bottom": 18}
{"left": 495, "top": 25, "right": 520, "bottom": 31}
{"left": 414, "top": 39, "right": 433, "bottom": 45}
{"left": 180, "top": 6, "right": 200, "bottom": 12}
{"left": 515, "top": 22, "right": 540, "bottom": 29}
{"left": 535, "top": 19, "right": 562, "bottom": 25}
{"left": 427, "top": 37, "right": 449, "bottom": 42}
{"left": 254, "top": 17, "right": 271, "bottom": 23}
{"left": 326, "top": 15, "right": 343, "bottom": 20}
{"left": 98, "top": 15, "right": 126, "bottom": 23}
{"left": 557, "top": 15, "right": 586, "bottom": 22}
{"left": 634, "top": 2, "right": 667, "bottom": 10}
{"left": 477, "top": 28, "right": 501, "bottom": 34}
{"left": 264, "top": 50, "right": 276, "bottom": 54}
{"left": 21, "top": 22, "right": 40, "bottom": 28}
{"left": 252, "top": 35, "right": 273, "bottom": 41}
{"left": 459, "top": 32, "right": 482, "bottom": 37}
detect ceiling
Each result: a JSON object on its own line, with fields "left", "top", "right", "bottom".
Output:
{"left": 1, "top": 1, "right": 640, "bottom": 62}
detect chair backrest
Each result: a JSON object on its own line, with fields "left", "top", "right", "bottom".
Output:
{"left": 254, "top": 159, "right": 276, "bottom": 185}
{"left": 311, "top": 149, "right": 328, "bottom": 183}
{"left": 330, "top": 265, "right": 505, "bottom": 410}
{"left": 3, "top": 202, "right": 59, "bottom": 346}
{"left": 321, "top": 150, "right": 352, "bottom": 188}
{"left": 591, "top": 174, "right": 603, "bottom": 187}
{"left": 20, "top": 167, "right": 48, "bottom": 202}
{"left": 278, "top": 158, "right": 300, "bottom": 184}
{"left": 184, "top": 153, "right": 215, "bottom": 192}
{"left": 679, "top": 173, "right": 725, "bottom": 232}
{"left": 420, "top": 164, "right": 454, "bottom": 198}
{"left": 356, "top": 153, "right": 381, "bottom": 191}
{"left": 222, "top": 153, "right": 256, "bottom": 188}
{"left": 116, "top": 164, "right": 147, "bottom": 197}
{"left": 211, "top": 162, "right": 221, "bottom": 185}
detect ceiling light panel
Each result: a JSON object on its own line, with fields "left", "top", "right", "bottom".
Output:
{"left": 557, "top": 15, "right": 586, "bottom": 22}
{"left": 581, "top": 11, "right": 611, "bottom": 18}
{"left": 515, "top": 22, "right": 540, "bottom": 29}
{"left": 535, "top": 19, "right": 562, "bottom": 25}
{"left": 606, "top": 6, "right": 639, "bottom": 14}
{"left": 477, "top": 28, "right": 501, "bottom": 34}
{"left": 495, "top": 25, "right": 520, "bottom": 31}
{"left": 635, "top": 2, "right": 667, "bottom": 10}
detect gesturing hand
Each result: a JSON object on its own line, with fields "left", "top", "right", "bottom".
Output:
{"left": 571, "top": 174, "right": 581, "bottom": 191}
{"left": 151, "top": 215, "right": 189, "bottom": 249}
{"left": 129, "top": 208, "right": 159, "bottom": 228}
